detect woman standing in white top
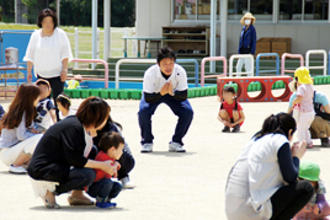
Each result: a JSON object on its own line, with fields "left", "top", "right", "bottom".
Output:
{"left": 225, "top": 113, "right": 314, "bottom": 220}
{"left": 24, "top": 8, "right": 72, "bottom": 120}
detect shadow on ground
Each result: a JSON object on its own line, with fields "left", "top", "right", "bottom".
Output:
{"left": 30, "top": 206, "right": 126, "bottom": 212}
{"left": 142, "top": 151, "right": 197, "bottom": 157}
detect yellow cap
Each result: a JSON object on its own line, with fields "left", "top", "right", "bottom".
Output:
{"left": 294, "top": 67, "right": 313, "bottom": 84}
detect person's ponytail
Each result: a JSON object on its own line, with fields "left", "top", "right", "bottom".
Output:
{"left": 253, "top": 113, "right": 296, "bottom": 140}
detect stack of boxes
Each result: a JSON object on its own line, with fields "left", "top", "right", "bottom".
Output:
{"left": 256, "top": 37, "right": 291, "bottom": 57}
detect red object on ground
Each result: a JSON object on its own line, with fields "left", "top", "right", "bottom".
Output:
{"left": 217, "top": 76, "right": 293, "bottom": 102}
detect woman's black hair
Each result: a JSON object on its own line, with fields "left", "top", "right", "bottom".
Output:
{"left": 157, "top": 47, "right": 176, "bottom": 64}
{"left": 56, "top": 93, "right": 71, "bottom": 110}
{"left": 37, "top": 8, "right": 58, "bottom": 29}
{"left": 253, "top": 112, "right": 296, "bottom": 140}
{"left": 108, "top": 115, "right": 123, "bottom": 131}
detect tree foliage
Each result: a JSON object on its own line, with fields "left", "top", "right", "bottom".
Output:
{"left": 0, "top": 0, "right": 15, "bottom": 22}
{"left": 0, "top": 0, "right": 135, "bottom": 27}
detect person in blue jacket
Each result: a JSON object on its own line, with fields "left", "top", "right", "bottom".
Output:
{"left": 0, "top": 104, "right": 5, "bottom": 119}
{"left": 236, "top": 12, "right": 257, "bottom": 74}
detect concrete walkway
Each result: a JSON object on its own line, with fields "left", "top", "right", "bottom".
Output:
{"left": 0, "top": 85, "right": 329, "bottom": 220}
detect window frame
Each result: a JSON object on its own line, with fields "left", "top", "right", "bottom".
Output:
{"left": 171, "top": 0, "right": 330, "bottom": 24}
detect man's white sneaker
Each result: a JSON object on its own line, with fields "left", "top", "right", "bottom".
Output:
{"left": 169, "top": 142, "right": 186, "bottom": 153}
{"left": 9, "top": 165, "right": 27, "bottom": 174}
{"left": 141, "top": 143, "right": 153, "bottom": 153}
{"left": 120, "top": 177, "right": 135, "bottom": 189}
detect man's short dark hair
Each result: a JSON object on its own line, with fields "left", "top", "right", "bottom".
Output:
{"left": 157, "top": 47, "right": 176, "bottom": 64}
{"left": 99, "top": 132, "right": 125, "bottom": 153}
{"left": 37, "top": 8, "right": 58, "bottom": 29}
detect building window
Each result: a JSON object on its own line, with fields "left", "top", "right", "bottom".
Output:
{"left": 173, "top": 0, "right": 330, "bottom": 22}
{"left": 304, "top": 0, "right": 328, "bottom": 20}
{"left": 250, "top": 0, "right": 273, "bottom": 21}
{"left": 174, "top": 0, "right": 197, "bottom": 20}
{"left": 198, "top": 0, "right": 211, "bottom": 20}
{"left": 228, "top": 0, "right": 272, "bottom": 20}
{"left": 280, "top": 0, "right": 328, "bottom": 21}
{"left": 228, "top": 0, "right": 248, "bottom": 20}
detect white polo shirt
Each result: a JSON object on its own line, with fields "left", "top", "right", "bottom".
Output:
{"left": 143, "top": 64, "right": 188, "bottom": 94}
{"left": 24, "top": 28, "right": 72, "bottom": 78}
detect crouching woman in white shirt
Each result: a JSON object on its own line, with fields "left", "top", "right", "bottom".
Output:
{"left": 24, "top": 8, "right": 72, "bottom": 120}
{"left": 0, "top": 84, "right": 43, "bottom": 174}
{"left": 225, "top": 113, "right": 314, "bottom": 220}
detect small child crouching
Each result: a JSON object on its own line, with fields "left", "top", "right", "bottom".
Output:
{"left": 87, "top": 132, "right": 124, "bottom": 208}
{"left": 293, "top": 161, "right": 330, "bottom": 220}
{"left": 218, "top": 86, "right": 245, "bottom": 133}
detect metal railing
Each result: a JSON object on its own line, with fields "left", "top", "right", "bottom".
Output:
{"left": 200, "top": 56, "right": 227, "bottom": 87}
{"left": 229, "top": 54, "right": 254, "bottom": 77}
{"left": 305, "top": 49, "right": 327, "bottom": 76}
{"left": 255, "top": 53, "right": 280, "bottom": 76}
{"left": 281, "top": 53, "right": 304, "bottom": 75}
{"left": 115, "top": 59, "right": 156, "bottom": 89}
{"left": 176, "top": 59, "right": 199, "bottom": 87}
{"left": 115, "top": 58, "right": 200, "bottom": 89}
{"left": 70, "top": 58, "right": 109, "bottom": 88}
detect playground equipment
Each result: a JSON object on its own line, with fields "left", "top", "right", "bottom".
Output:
{"left": 305, "top": 49, "right": 327, "bottom": 76}
{"left": 115, "top": 59, "right": 156, "bottom": 89}
{"left": 217, "top": 76, "right": 293, "bottom": 102}
{"left": 176, "top": 59, "right": 199, "bottom": 87}
{"left": 229, "top": 54, "right": 254, "bottom": 77}
{"left": 200, "top": 56, "right": 227, "bottom": 87}
{"left": 70, "top": 58, "right": 109, "bottom": 88}
{"left": 281, "top": 53, "right": 304, "bottom": 75}
{"left": 255, "top": 53, "right": 280, "bottom": 76}
{"left": 115, "top": 58, "right": 199, "bottom": 89}
{"left": 328, "top": 50, "right": 330, "bottom": 75}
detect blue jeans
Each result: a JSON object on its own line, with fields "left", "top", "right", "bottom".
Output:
{"left": 138, "top": 95, "right": 193, "bottom": 146}
{"left": 87, "top": 178, "right": 122, "bottom": 202}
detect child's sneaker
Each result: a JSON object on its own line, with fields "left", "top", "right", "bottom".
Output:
{"left": 222, "top": 126, "right": 230, "bottom": 133}
{"left": 121, "top": 177, "right": 135, "bottom": 189}
{"left": 232, "top": 124, "right": 240, "bottom": 133}
{"left": 9, "top": 165, "right": 27, "bottom": 174}
{"left": 141, "top": 143, "right": 153, "bottom": 153}
{"left": 307, "top": 143, "right": 313, "bottom": 149}
{"left": 169, "top": 141, "right": 186, "bottom": 153}
{"left": 108, "top": 202, "right": 117, "bottom": 207}
{"left": 96, "top": 201, "right": 116, "bottom": 208}
{"left": 321, "top": 138, "right": 330, "bottom": 147}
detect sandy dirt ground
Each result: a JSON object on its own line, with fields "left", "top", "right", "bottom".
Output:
{"left": 0, "top": 85, "right": 329, "bottom": 220}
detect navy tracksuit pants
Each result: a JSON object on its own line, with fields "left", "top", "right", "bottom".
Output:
{"left": 138, "top": 94, "right": 193, "bottom": 146}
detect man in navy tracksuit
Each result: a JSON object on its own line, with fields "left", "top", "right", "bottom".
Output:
{"left": 138, "top": 47, "right": 193, "bottom": 153}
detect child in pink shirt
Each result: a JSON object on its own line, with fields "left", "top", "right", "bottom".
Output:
{"left": 292, "top": 67, "right": 315, "bottom": 148}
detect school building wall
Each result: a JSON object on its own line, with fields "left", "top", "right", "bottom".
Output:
{"left": 136, "top": 0, "right": 330, "bottom": 57}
